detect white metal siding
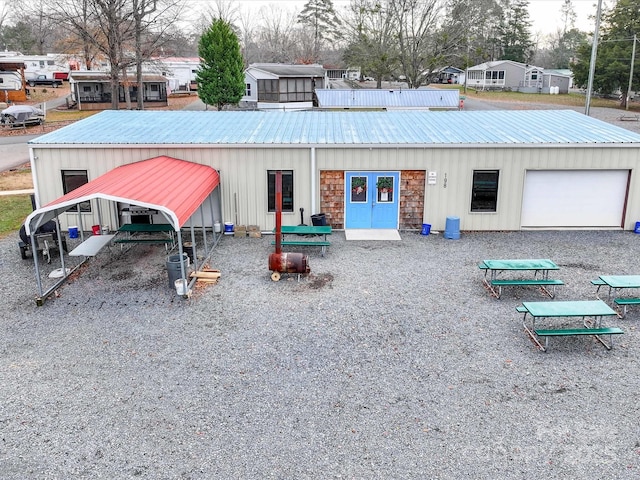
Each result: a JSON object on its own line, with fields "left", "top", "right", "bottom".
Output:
{"left": 31, "top": 144, "right": 640, "bottom": 232}
{"left": 521, "top": 170, "right": 628, "bottom": 227}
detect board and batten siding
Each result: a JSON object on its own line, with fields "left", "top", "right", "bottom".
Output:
{"left": 315, "top": 146, "right": 640, "bottom": 231}
{"left": 31, "top": 146, "right": 312, "bottom": 231}
{"left": 31, "top": 142, "right": 640, "bottom": 233}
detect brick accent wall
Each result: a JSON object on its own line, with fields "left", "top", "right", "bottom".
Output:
{"left": 320, "top": 170, "right": 425, "bottom": 230}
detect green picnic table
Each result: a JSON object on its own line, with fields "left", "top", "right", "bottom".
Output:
{"left": 115, "top": 223, "right": 175, "bottom": 249}
{"left": 272, "top": 225, "right": 332, "bottom": 256}
{"left": 598, "top": 275, "right": 640, "bottom": 317}
{"left": 517, "top": 300, "right": 623, "bottom": 352}
{"left": 480, "top": 259, "right": 562, "bottom": 298}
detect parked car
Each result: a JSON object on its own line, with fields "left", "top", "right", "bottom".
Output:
{"left": 27, "top": 75, "right": 62, "bottom": 88}
{"left": 0, "top": 105, "right": 45, "bottom": 127}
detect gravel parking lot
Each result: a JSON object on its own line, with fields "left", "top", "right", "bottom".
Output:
{"left": 1, "top": 228, "right": 640, "bottom": 479}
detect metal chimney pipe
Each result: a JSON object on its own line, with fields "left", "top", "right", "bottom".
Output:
{"left": 275, "top": 170, "right": 282, "bottom": 254}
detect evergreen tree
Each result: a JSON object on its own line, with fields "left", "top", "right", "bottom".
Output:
{"left": 297, "top": 0, "right": 341, "bottom": 61}
{"left": 196, "top": 18, "right": 245, "bottom": 110}
{"left": 573, "top": 0, "right": 640, "bottom": 103}
{"left": 497, "top": 0, "right": 534, "bottom": 63}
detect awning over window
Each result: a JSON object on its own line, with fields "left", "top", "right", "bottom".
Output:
{"left": 26, "top": 156, "right": 220, "bottom": 234}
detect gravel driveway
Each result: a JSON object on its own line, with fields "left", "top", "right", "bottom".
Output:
{"left": 2, "top": 228, "right": 640, "bottom": 479}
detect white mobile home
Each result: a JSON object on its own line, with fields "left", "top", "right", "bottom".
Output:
{"left": 240, "top": 63, "right": 327, "bottom": 111}
{"left": 144, "top": 57, "right": 200, "bottom": 92}
{"left": 0, "top": 53, "right": 72, "bottom": 80}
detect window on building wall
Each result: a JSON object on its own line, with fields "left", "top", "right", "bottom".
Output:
{"left": 62, "top": 170, "right": 91, "bottom": 212}
{"left": 258, "top": 79, "right": 279, "bottom": 102}
{"left": 267, "top": 170, "right": 294, "bottom": 212}
{"left": 471, "top": 170, "right": 499, "bottom": 212}
{"left": 245, "top": 83, "right": 251, "bottom": 96}
{"left": 258, "top": 78, "right": 314, "bottom": 103}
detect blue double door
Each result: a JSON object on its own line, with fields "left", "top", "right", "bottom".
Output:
{"left": 345, "top": 171, "right": 400, "bottom": 229}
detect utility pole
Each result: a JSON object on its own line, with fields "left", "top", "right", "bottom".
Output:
{"left": 626, "top": 34, "right": 637, "bottom": 111}
{"left": 585, "top": 0, "right": 604, "bottom": 116}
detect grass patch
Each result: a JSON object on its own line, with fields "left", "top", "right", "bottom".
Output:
{"left": 46, "top": 110, "right": 98, "bottom": 122}
{"left": 0, "top": 167, "right": 33, "bottom": 191}
{"left": 0, "top": 194, "right": 32, "bottom": 237}
{"left": 434, "top": 84, "right": 639, "bottom": 110}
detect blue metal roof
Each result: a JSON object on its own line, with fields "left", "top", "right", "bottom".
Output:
{"left": 30, "top": 110, "right": 640, "bottom": 146}
{"left": 315, "top": 89, "right": 459, "bottom": 108}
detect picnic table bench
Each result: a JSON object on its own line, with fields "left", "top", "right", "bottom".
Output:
{"left": 115, "top": 223, "right": 175, "bottom": 250}
{"left": 272, "top": 225, "right": 332, "bottom": 256}
{"left": 517, "top": 300, "right": 623, "bottom": 352}
{"left": 480, "top": 259, "right": 563, "bottom": 299}
{"left": 596, "top": 275, "right": 640, "bottom": 317}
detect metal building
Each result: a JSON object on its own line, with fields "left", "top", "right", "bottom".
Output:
{"left": 28, "top": 109, "right": 640, "bottom": 233}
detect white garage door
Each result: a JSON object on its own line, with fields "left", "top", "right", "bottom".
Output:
{"left": 521, "top": 170, "right": 629, "bottom": 227}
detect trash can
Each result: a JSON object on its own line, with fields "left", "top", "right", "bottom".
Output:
{"left": 183, "top": 242, "right": 195, "bottom": 263}
{"left": 311, "top": 213, "right": 327, "bottom": 226}
{"left": 166, "top": 253, "right": 189, "bottom": 289}
{"left": 421, "top": 223, "right": 431, "bottom": 235}
{"left": 444, "top": 216, "right": 460, "bottom": 240}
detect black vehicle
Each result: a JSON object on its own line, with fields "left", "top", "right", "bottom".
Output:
{"left": 27, "top": 75, "right": 62, "bottom": 88}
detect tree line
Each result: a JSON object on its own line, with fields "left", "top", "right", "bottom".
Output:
{"left": 0, "top": 0, "right": 637, "bottom": 107}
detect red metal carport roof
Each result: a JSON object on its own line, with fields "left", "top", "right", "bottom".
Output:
{"left": 26, "top": 156, "right": 219, "bottom": 234}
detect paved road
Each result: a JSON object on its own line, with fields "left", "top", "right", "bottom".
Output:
{"left": 0, "top": 94, "right": 71, "bottom": 172}
{"left": 0, "top": 134, "right": 40, "bottom": 172}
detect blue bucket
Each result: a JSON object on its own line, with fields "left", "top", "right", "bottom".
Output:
{"left": 224, "top": 222, "right": 234, "bottom": 234}
{"left": 421, "top": 223, "right": 431, "bottom": 235}
{"left": 68, "top": 226, "right": 78, "bottom": 239}
{"left": 635, "top": 222, "right": 640, "bottom": 234}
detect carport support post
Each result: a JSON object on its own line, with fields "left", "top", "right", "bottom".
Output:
{"left": 76, "top": 206, "right": 85, "bottom": 241}
{"left": 31, "top": 233, "right": 44, "bottom": 297}
{"left": 55, "top": 214, "right": 66, "bottom": 274}
{"left": 199, "top": 206, "right": 208, "bottom": 253}
{"left": 208, "top": 193, "right": 217, "bottom": 244}
{"left": 96, "top": 201, "right": 103, "bottom": 235}
{"left": 176, "top": 230, "right": 187, "bottom": 289}
{"left": 190, "top": 223, "right": 198, "bottom": 273}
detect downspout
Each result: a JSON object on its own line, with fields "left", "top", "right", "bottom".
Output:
{"left": 30, "top": 149, "right": 40, "bottom": 208}
{"left": 310, "top": 147, "right": 317, "bottom": 215}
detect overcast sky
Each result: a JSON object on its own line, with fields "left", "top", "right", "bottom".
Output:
{"left": 235, "top": 0, "right": 598, "bottom": 36}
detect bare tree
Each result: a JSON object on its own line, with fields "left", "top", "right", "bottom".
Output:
{"left": 390, "top": 0, "right": 443, "bottom": 88}
{"left": 131, "top": 0, "right": 184, "bottom": 109}
{"left": 204, "top": 0, "right": 240, "bottom": 25}
{"left": 255, "top": 5, "right": 299, "bottom": 63}
{"left": 342, "top": 0, "right": 399, "bottom": 87}
{"left": 236, "top": 7, "right": 258, "bottom": 66}
{"left": 51, "top": 0, "right": 184, "bottom": 109}
{"left": 49, "top": 0, "right": 134, "bottom": 109}
{"left": 0, "top": 1, "right": 9, "bottom": 33}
